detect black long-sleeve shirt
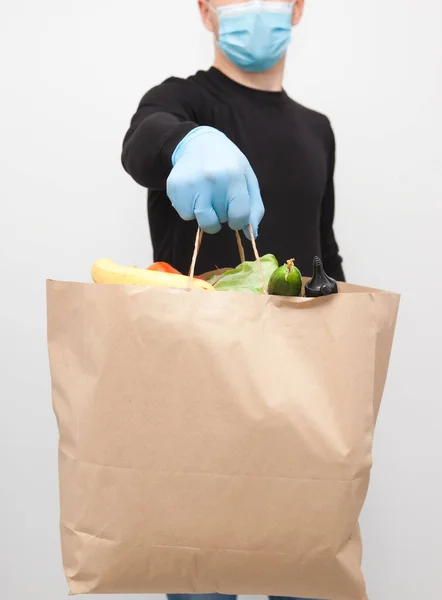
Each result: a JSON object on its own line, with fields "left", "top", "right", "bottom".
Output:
{"left": 122, "top": 67, "right": 344, "bottom": 280}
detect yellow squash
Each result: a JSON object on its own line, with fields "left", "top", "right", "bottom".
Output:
{"left": 91, "top": 259, "right": 215, "bottom": 291}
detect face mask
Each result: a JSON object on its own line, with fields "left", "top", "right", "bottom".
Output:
{"left": 209, "top": 1, "right": 295, "bottom": 73}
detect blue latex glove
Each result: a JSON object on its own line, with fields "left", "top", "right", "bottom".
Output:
{"left": 166, "top": 126, "right": 264, "bottom": 237}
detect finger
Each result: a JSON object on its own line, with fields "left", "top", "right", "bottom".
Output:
{"left": 194, "top": 188, "right": 222, "bottom": 234}
{"left": 226, "top": 174, "right": 251, "bottom": 231}
{"left": 166, "top": 170, "right": 196, "bottom": 221}
{"left": 210, "top": 171, "right": 229, "bottom": 225}
{"left": 243, "top": 165, "right": 264, "bottom": 239}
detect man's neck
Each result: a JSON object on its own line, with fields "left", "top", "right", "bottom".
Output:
{"left": 212, "top": 49, "right": 286, "bottom": 92}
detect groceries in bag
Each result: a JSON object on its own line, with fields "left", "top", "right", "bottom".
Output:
{"left": 91, "top": 247, "right": 340, "bottom": 299}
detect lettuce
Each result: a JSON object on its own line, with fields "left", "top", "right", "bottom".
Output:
{"left": 208, "top": 254, "right": 279, "bottom": 294}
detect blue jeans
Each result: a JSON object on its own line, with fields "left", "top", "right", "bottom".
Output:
{"left": 168, "top": 595, "right": 321, "bottom": 600}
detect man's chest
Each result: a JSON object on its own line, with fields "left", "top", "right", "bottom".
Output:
{"left": 197, "top": 100, "right": 329, "bottom": 210}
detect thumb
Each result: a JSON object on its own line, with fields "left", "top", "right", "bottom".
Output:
{"left": 243, "top": 165, "right": 264, "bottom": 240}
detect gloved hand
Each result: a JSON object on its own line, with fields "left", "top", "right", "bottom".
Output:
{"left": 166, "top": 126, "right": 264, "bottom": 237}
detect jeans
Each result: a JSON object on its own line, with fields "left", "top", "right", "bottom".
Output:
{"left": 168, "top": 595, "right": 322, "bottom": 600}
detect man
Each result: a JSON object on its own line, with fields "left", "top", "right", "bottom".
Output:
{"left": 122, "top": 1, "right": 338, "bottom": 599}
{"left": 122, "top": 0, "right": 344, "bottom": 283}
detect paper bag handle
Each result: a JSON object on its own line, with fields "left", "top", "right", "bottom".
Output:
{"left": 189, "top": 224, "right": 268, "bottom": 294}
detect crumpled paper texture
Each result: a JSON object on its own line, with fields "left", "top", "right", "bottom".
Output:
{"left": 47, "top": 280, "right": 399, "bottom": 599}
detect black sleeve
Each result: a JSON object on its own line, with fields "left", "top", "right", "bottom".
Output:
{"left": 320, "top": 123, "right": 345, "bottom": 282}
{"left": 122, "top": 78, "right": 200, "bottom": 190}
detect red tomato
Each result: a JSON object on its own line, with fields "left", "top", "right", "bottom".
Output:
{"left": 147, "top": 262, "right": 181, "bottom": 275}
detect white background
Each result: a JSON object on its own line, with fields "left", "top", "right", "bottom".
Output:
{"left": 1, "top": 0, "right": 441, "bottom": 598}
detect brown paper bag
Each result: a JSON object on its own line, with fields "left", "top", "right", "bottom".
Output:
{"left": 47, "top": 270, "right": 399, "bottom": 599}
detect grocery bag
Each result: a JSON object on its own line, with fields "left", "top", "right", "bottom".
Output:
{"left": 47, "top": 239, "right": 399, "bottom": 599}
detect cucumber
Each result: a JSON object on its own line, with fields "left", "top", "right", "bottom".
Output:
{"left": 268, "top": 259, "right": 302, "bottom": 297}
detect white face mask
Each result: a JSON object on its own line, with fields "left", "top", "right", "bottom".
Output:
{"left": 207, "top": 1, "right": 295, "bottom": 73}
